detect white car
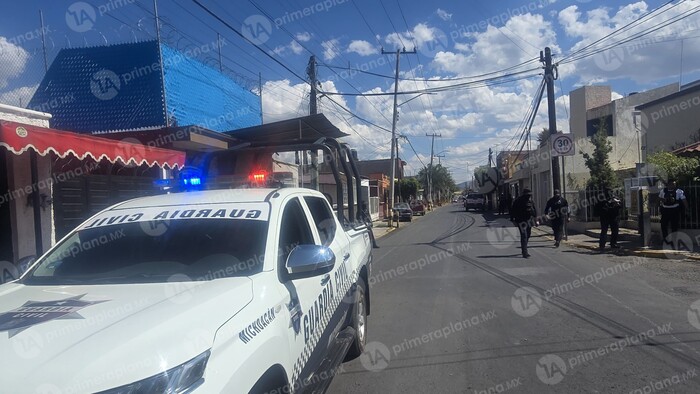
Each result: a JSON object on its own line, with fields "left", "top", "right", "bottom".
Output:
{"left": 0, "top": 188, "right": 372, "bottom": 393}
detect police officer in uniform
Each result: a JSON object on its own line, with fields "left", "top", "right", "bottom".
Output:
{"left": 510, "top": 189, "right": 538, "bottom": 258}
{"left": 544, "top": 189, "right": 569, "bottom": 248}
{"left": 597, "top": 188, "right": 622, "bottom": 252}
{"left": 659, "top": 179, "right": 688, "bottom": 244}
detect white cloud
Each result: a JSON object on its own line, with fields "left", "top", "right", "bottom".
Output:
{"left": 271, "top": 38, "right": 307, "bottom": 56}
{"left": 295, "top": 32, "right": 312, "bottom": 42}
{"left": 347, "top": 40, "right": 378, "bottom": 56}
{"left": 557, "top": 2, "right": 700, "bottom": 83}
{"left": 433, "top": 13, "right": 559, "bottom": 75}
{"left": 436, "top": 8, "right": 452, "bottom": 21}
{"left": 289, "top": 40, "right": 304, "bottom": 55}
{"left": 0, "top": 84, "right": 37, "bottom": 107}
{"left": 261, "top": 79, "right": 309, "bottom": 123}
{"left": 385, "top": 23, "right": 444, "bottom": 51}
{"left": 321, "top": 39, "right": 341, "bottom": 61}
{"left": 0, "top": 36, "right": 30, "bottom": 89}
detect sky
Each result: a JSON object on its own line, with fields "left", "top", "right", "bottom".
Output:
{"left": 1, "top": 0, "right": 699, "bottom": 183}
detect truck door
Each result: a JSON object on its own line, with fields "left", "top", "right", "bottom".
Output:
{"left": 276, "top": 196, "right": 336, "bottom": 389}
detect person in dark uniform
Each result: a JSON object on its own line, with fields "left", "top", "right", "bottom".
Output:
{"left": 498, "top": 192, "right": 507, "bottom": 215}
{"left": 596, "top": 188, "right": 622, "bottom": 252}
{"left": 659, "top": 179, "right": 688, "bottom": 245}
{"left": 544, "top": 189, "right": 569, "bottom": 248}
{"left": 510, "top": 189, "right": 538, "bottom": 258}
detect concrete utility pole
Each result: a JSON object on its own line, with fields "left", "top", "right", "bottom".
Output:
{"left": 426, "top": 132, "right": 442, "bottom": 208}
{"left": 382, "top": 47, "right": 416, "bottom": 226}
{"left": 307, "top": 55, "right": 319, "bottom": 190}
{"left": 541, "top": 47, "right": 561, "bottom": 192}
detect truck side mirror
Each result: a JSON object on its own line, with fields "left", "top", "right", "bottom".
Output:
{"left": 285, "top": 245, "right": 335, "bottom": 279}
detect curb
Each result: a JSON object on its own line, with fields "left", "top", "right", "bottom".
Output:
{"left": 533, "top": 227, "right": 700, "bottom": 261}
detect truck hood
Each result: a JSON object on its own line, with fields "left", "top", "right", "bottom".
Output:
{"left": 0, "top": 278, "right": 253, "bottom": 393}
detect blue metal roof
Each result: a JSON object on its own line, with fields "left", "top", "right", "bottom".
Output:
{"left": 161, "top": 44, "right": 261, "bottom": 131}
{"left": 28, "top": 41, "right": 166, "bottom": 133}
{"left": 28, "top": 40, "right": 261, "bottom": 134}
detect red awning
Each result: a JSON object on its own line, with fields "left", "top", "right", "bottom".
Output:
{"left": 0, "top": 121, "right": 185, "bottom": 169}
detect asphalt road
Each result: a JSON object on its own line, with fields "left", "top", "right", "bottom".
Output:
{"left": 329, "top": 204, "right": 700, "bottom": 393}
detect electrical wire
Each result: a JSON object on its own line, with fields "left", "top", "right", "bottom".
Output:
{"left": 190, "top": 0, "right": 308, "bottom": 82}
{"left": 318, "top": 70, "right": 541, "bottom": 96}
{"left": 319, "top": 58, "right": 540, "bottom": 82}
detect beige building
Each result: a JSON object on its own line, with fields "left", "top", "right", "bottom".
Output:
{"left": 567, "top": 83, "right": 679, "bottom": 189}
{"left": 637, "top": 82, "right": 700, "bottom": 162}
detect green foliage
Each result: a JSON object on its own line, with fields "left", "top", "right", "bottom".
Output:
{"left": 395, "top": 177, "right": 420, "bottom": 201}
{"left": 473, "top": 165, "right": 489, "bottom": 181}
{"left": 418, "top": 164, "right": 458, "bottom": 200}
{"left": 647, "top": 151, "right": 700, "bottom": 183}
{"left": 582, "top": 119, "right": 618, "bottom": 190}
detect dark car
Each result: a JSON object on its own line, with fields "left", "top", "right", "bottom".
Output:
{"left": 392, "top": 203, "right": 413, "bottom": 221}
{"left": 411, "top": 201, "right": 426, "bottom": 216}
{"left": 464, "top": 193, "right": 486, "bottom": 211}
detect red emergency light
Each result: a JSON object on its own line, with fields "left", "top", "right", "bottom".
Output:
{"left": 249, "top": 171, "right": 267, "bottom": 183}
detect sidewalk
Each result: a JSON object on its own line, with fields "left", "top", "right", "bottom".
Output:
{"left": 532, "top": 223, "right": 700, "bottom": 261}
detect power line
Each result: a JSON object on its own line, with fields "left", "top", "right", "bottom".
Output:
{"left": 190, "top": 0, "right": 308, "bottom": 82}
{"left": 559, "top": 0, "right": 686, "bottom": 63}
{"left": 319, "top": 58, "right": 540, "bottom": 82}
{"left": 322, "top": 95, "right": 393, "bottom": 133}
{"left": 561, "top": 3, "right": 700, "bottom": 65}
{"left": 318, "top": 70, "right": 541, "bottom": 96}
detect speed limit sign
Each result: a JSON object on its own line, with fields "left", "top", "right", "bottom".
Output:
{"left": 551, "top": 133, "right": 574, "bottom": 156}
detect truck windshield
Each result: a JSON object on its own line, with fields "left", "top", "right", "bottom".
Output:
{"left": 22, "top": 219, "right": 268, "bottom": 285}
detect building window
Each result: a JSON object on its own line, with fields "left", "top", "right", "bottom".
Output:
{"left": 587, "top": 115, "right": 614, "bottom": 137}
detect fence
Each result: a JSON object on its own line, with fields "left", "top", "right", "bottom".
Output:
{"left": 565, "top": 188, "right": 628, "bottom": 222}
{"left": 650, "top": 183, "right": 700, "bottom": 230}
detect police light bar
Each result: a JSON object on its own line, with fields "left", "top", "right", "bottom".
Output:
{"left": 249, "top": 171, "right": 267, "bottom": 183}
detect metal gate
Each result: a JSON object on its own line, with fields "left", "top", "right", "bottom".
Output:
{"left": 53, "top": 175, "right": 158, "bottom": 239}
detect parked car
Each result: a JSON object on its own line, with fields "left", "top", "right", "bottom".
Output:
{"left": 392, "top": 203, "right": 413, "bottom": 221}
{"left": 411, "top": 201, "right": 426, "bottom": 216}
{"left": 0, "top": 188, "right": 373, "bottom": 393}
{"left": 464, "top": 193, "right": 487, "bottom": 211}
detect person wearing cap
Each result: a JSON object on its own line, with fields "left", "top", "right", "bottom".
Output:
{"left": 510, "top": 188, "right": 538, "bottom": 258}
{"left": 659, "top": 179, "right": 688, "bottom": 244}
{"left": 596, "top": 188, "right": 622, "bottom": 251}
{"left": 544, "top": 189, "right": 569, "bottom": 248}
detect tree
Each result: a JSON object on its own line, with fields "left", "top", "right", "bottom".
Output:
{"left": 536, "top": 129, "right": 549, "bottom": 148}
{"left": 582, "top": 119, "right": 617, "bottom": 190}
{"left": 418, "top": 164, "right": 457, "bottom": 201}
{"left": 647, "top": 151, "right": 700, "bottom": 183}
{"left": 537, "top": 128, "right": 563, "bottom": 148}
{"left": 395, "top": 177, "right": 420, "bottom": 201}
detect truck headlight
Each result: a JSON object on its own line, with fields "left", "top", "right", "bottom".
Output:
{"left": 98, "top": 350, "right": 210, "bottom": 394}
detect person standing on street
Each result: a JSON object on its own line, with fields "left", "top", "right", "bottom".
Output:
{"left": 596, "top": 188, "right": 622, "bottom": 252}
{"left": 659, "top": 179, "right": 688, "bottom": 245}
{"left": 544, "top": 189, "right": 569, "bottom": 248}
{"left": 510, "top": 189, "right": 538, "bottom": 258}
{"left": 498, "top": 192, "right": 507, "bottom": 215}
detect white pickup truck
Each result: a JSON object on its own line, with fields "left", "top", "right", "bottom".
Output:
{"left": 0, "top": 187, "right": 372, "bottom": 393}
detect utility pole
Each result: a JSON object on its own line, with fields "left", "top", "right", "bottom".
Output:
{"left": 307, "top": 55, "right": 319, "bottom": 190}
{"left": 488, "top": 148, "right": 493, "bottom": 167}
{"left": 307, "top": 55, "right": 318, "bottom": 115}
{"left": 541, "top": 47, "right": 561, "bottom": 192}
{"left": 426, "top": 132, "right": 441, "bottom": 208}
{"left": 436, "top": 154, "right": 445, "bottom": 165}
{"left": 382, "top": 47, "right": 416, "bottom": 225}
